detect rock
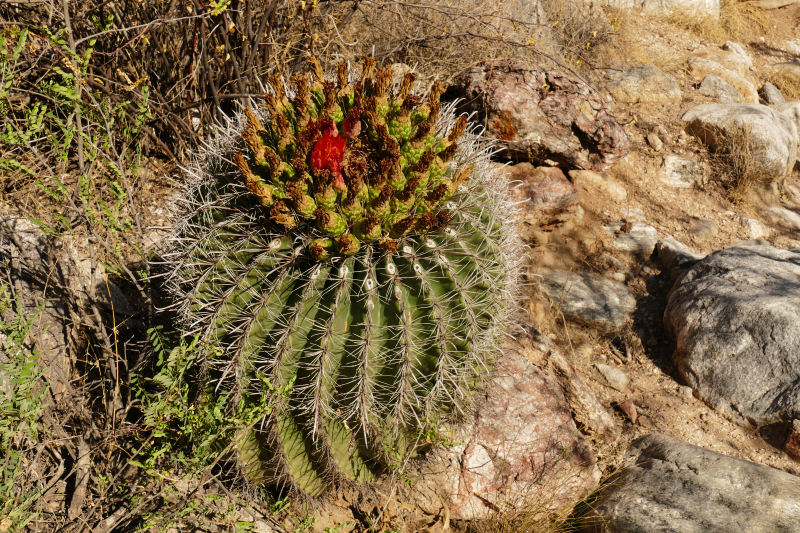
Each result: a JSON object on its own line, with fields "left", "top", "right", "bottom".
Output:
{"left": 0, "top": 218, "right": 137, "bottom": 401}
{"left": 758, "top": 0, "right": 800, "bottom": 8}
{"left": 606, "top": 64, "right": 682, "bottom": 104}
{"left": 451, "top": 59, "right": 630, "bottom": 171}
{"left": 616, "top": 399, "right": 637, "bottom": 424}
{"left": 688, "top": 218, "right": 718, "bottom": 241}
{"left": 506, "top": 163, "right": 579, "bottom": 224}
{"left": 686, "top": 56, "right": 759, "bottom": 103}
{"left": 659, "top": 155, "right": 704, "bottom": 188}
{"left": 740, "top": 216, "right": 770, "bottom": 239}
{"left": 682, "top": 103, "right": 799, "bottom": 179}
{"left": 723, "top": 41, "right": 753, "bottom": 70}
{"left": 773, "top": 102, "right": 800, "bottom": 140}
{"left": 569, "top": 170, "right": 627, "bottom": 202}
{"left": 786, "top": 420, "right": 800, "bottom": 460}
{"left": 411, "top": 338, "right": 600, "bottom": 520}
{"left": 690, "top": 49, "right": 750, "bottom": 77}
{"left": 698, "top": 74, "right": 742, "bottom": 103}
{"left": 731, "top": 239, "right": 771, "bottom": 247}
{"left": 762, "top": 206, "right": 800, "bottom": 232}
{"left": 518, "top": 329, "right": 621, "bottom": 440}
{"left": 605, "top": 222, "right": 659, "bottom": 256}
{"left": 640, "top": 0, "right": 720, "bottom": 18}
{"left": 596, "top": 364, "right": 629, "bottom": 392}
{"left": 761, "top": 82, "right": 786, "bottom": 105}
{"left": 656, "top": 236, "right": 705, "bottom": 282}
{"left": 679, "top": 385, "right": 694, "bottom": 399}
{"left": 584, "top": 434, "right": 800, "bottom": 532}
{"left": 538, "top": 270, "right": 636, "bottom": 333}
{"left": 646, "top": 132, "right": 663, "bottom": 151}
{"left": 653, "top": 124, "right": 673, "bottom": 145}
{"left": 664, "top": 245, "right": 800, "bottom": 425}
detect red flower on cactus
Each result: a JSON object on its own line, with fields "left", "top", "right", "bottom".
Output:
{"left": 311, "top": 122, "right": 347, "bottom": 191}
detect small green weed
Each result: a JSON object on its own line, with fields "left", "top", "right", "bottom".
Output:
{"left": 0, "top": 287, "right": 48, "bottom": 532}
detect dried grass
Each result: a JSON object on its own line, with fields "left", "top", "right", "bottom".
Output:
{"left": 710, "top": 125, "right": 774, "bottom": 204}
{"left": 668, "top": 0, "right": 773, "bottom": 43}
{"left": 767, "top": 67, "right": 800, "bottom": 101}
{"left": 326, "top": 0, "right": 622, "bottom": 83}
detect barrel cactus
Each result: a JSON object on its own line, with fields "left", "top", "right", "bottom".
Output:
{"left": 163, "top": 57, "right": 524, "bottom": 497}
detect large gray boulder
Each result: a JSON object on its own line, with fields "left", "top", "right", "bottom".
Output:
{"left": 682, "top": 104, "right": 799, "bottom": 179}
{"left": 664, "top": 245, "right": 800, "bottom": 425}
{"left": 450, "top": 59, "right": 630, "bottom": 171}
{"left": 583, "top": 433, "right": 800, "bottom": 533}
{"left": 538, "top": 270, "right": 636, "bottom": 333}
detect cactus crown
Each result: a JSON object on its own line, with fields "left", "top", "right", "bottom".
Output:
{"left": 232, "top": 57, "right": 472, "bottom": 257}
{"left": 163, "top": 56, "right": 524, "bottom": 498}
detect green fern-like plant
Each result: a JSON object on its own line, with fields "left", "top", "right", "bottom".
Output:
{"left": 163, "top": 57, "right": 524, "bottom": 497}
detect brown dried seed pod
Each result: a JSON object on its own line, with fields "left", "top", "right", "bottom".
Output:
{"left": 378, "top": 236, "right": 398, "bottom": 254}
{"left": 245, "top": 108, "right": 266, "bottom": 133}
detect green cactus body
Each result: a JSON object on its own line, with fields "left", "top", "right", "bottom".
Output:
{"left": 164, "top": 58, "right": 523, "bottom": 498}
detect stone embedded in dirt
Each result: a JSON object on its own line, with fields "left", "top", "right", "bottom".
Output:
{"left": 538, "top": 270, "right": 636, "bottom": 333}
{"left": 596, "top": 363, "right": 630, "bottom": 392}
{"left": 740, "top": 216, "right": 770, "bottom": 239}
{"left": 584, "top": 433, "right": 800, "bottom": 532}
{"left": 686, "top": 56, "right": 759, "bottom": 104}
{"left": 450, "top": 59, "right": 630, "bottom": 171}
{"left": 410, "top": 337, "right": 600, "bottom": 520}
{"left": 690, "top": 48, "right": 750, "bottom": 77}
{"left": 605, "top": 222, "right": 659, "bottom": 257}
{"left": 688, "top": 218, "right": 718, "bottom": 241}
{"left": 698, "top": 74, "right": 742, "bottom": 103}
{"left": 606, "top": 64, "right": 681, "bottom": 104}
{"left": 762, "top": 206, "right": 800, "bottom": 232}
{"left": 786, "top": 420, "right": 800, "bottom": 461}
{"left": 646, "top": 132, "right": 664, "bottom": 151}
{"left": 616, "top": 399, "right": 638, "bottom": 424}
{"left": 659, "top": 155, "right": 704, "bottom": 188}
{"left": 761, "top": 82, "right": 786, "bottom": 105}
{"left": 505, "top": 163, "right": 578, "bottom": 224}
{"left": 664, "top": 245, "right": 800, "bottom": 426}
{"left": 682, "top": 103, "right": 799, "bottom": 179}
{"left": 723, "top": 41, "right": 753, "bottom": 70}
{"left": 657, "top": 236, "right": 705, "bottom": 282}
{"left": 569, "top": 169, "right": 627, "bottom": 202}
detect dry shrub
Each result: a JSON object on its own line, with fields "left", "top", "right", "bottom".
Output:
{"left": 710, "top": 125, "right": 774, "bottom": 204}
{"left": 592, "top": 13, "right": 682, "bottom": 72}
{"left": 767, "top": 67, "right": 800, "bottom": 101}
{"left": 329, "top": 0, "right": 622, "bottom": 82}
{"left": 668, "top": 0, "right": 772, "bottom": 43}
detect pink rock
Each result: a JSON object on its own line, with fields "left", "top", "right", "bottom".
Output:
{"left": 409, "top": 340, "right": 600, "bottom": 520}
{"left": 452, "top": 59, "right": 630, "bottom": 171}
{"left": 505, "top": 163, "right": 578, "bottom": 221}
{"left": 786, "top": 420, "right": 800, "bottom": 461}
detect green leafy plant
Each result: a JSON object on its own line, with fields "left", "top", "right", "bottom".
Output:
{"left": 0, "top": 289, "right": 48, "bottom": 533}
{"left": 163, "top": 56, "right": 524, "bottom": 498}
{"left": 0, "top": 19, "right": 149, "bottom": 278}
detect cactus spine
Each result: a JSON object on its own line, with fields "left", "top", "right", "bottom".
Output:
{"left": 164, "top": 57, "right": 524, "bottom": 497}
